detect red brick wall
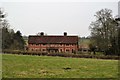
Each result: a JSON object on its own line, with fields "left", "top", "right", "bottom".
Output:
{"left": 28, "top": 44, "right": 78, "bottom": 53}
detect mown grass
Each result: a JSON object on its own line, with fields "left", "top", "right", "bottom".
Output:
{"left": 2, "top": 54, "right": 119, "bottom": 78}
{"left": 0, "top": 53, "right": 2, "bottom": 79}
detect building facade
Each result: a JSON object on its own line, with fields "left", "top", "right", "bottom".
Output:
{"left": 28, "top": 32, "right": 78, "bottom": 53}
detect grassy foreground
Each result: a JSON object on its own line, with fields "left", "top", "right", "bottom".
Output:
{"left": 0, "top": 54, "right": 2, "bottom": 79}
{"left": 2, "top": 54, "right": 118, "bottom": 78}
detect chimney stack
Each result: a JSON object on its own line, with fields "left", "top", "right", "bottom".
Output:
{"left": 40, "top": 32, "right": 44, "bottom": 36}
{"left": 64, "top": 32, "right": 67, "bottom": 36}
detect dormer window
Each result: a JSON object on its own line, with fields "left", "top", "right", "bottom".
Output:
{"left": 66, "top": 44, "right": 69, "bottom": 46}
{"left": 43, "top": 44, "right": 46, "bottom": 45}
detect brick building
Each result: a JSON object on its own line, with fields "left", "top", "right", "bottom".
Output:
{"left": 28, "top": 32, "right": 78, "bottom": 53}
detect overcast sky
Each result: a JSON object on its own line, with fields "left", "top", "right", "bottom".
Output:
{"left": 1, "top": 0, "right": 119, "bottom": 37}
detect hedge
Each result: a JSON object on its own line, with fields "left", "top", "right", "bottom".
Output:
{"left": 2, "top": 50, "right": 120, "bottom": 60}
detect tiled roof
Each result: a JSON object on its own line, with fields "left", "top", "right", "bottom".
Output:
{"left": 28, "top": 35, "right": 78, "bottom": 44}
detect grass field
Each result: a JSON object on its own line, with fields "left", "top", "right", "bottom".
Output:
{"left": 2, "top": 54, "right": 118, "bottom": 78}
{"left": 0, "top": 54, "right": 2, "bottom": 79}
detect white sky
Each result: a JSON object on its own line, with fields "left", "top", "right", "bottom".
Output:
{"left": 0, "top": 0, "right": 119, "bottom": 37}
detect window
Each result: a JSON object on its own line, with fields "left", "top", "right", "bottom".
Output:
{"left": 72, "top": 49, "right": 74, "bottom": 53}
{"left": 60, "top": 44, "right": 62, "bottom": 46}
{"left": 43, "top": 44, "right": 46, "bottom": 45}
{"left": 39, "top": 49, "right": 41, "bottom": 51}
{"left": 71, "top": 44, "right": 74, "bottom": 46}
{"left": 42, "top": 44, "right": 46, "bottom": 46}
{"left": 42, "top": 49, "right": 46, "bottom": 51}
{"left": 66, "top": 49, "right": 69, "bottom": 52}
{"left": 66, "top": 44, "right": 69, "bottom": 46}
{"left": 36, "top": 44, "right": 39, "bottom": 46}
{"left": 60, "top": 49, "right": 63, "bottom": 52}
{"left": 83, "top": 49, "right": 87, "bottom": 52}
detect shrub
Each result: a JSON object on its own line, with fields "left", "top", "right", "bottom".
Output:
{"left": 2, "top": 50, "right": 119, "bottom": 60}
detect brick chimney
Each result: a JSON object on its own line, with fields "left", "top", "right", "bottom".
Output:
{"left": 64, "top": 32, "right": 67, "bottom": 36}
{"left": 40, "top": 32, "right": 44, "bottom": 36}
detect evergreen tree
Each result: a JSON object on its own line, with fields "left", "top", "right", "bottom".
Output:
{"left": 0, "top": 8, "right": 25, "bottom": 50}
{"left": 13, "top": 31, "right": 25, "bottom": 50}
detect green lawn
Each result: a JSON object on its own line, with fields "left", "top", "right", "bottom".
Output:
{"left": 2, "top": 54, "right": 118, "bottom": 78}
{"left": 0, "top": 54, "right": 2, "bottom": 79}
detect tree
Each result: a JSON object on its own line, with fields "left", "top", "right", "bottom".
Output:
{"left": 2, "top": 27, "right": 12, "bottom": 49}
{"left": 115, "top": 18, "right": 120, "bottom": 56}
{"left": 89, "top": 43, "right": 96, "bottom": 55}
{"left": 118, "top": 27, "right": 120, "bottom": 55}
{"left": 0, "top": 8, "right": 25, "bottom": 50}
{"left": 0, "top": 8, "right": 12, "bottom": 49}
{"left": 89, "top": 8, "right": 118, "bottom": 55}
{"left": 13, "top": 31, "right": 25, "bottom": 50}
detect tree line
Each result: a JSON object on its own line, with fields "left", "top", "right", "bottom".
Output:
{"left": 2, "top": 27, "right": 25, "bottom": 50}
{"left": 0, "top": 8, "right": 25, "bottom": 50}
{"left": 89, "top": 8, "right": 120, "bottom": 56}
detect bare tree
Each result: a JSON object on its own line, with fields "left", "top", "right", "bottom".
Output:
{"left": 89, "top": 8, "right": 118, "bottom": 55}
